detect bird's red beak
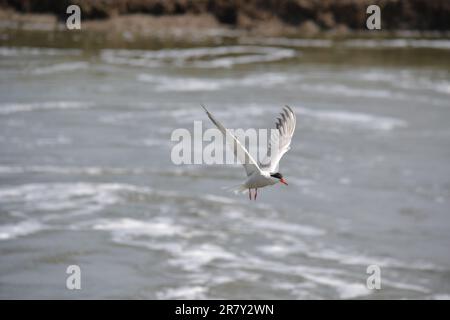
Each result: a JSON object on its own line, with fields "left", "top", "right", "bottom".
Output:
{"left": 280, "top": 178, "right": 288, "bottom": 185}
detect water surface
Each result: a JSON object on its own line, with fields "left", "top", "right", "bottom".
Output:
{"left": 0, "top": 38, "right": 449, "bottom": 299}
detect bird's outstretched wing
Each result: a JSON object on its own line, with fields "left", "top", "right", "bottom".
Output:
{"left": 202, "top": 105, "right": 261, "bottom": 177}
{"left": 260, "top": 106, "right": 296, "bottom": 173}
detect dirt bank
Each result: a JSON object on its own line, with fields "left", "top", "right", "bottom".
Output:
{"left": 1, "top": 0, "right": 449, "bottom": 32}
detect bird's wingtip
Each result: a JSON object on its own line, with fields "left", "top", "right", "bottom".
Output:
{"left": 284, "top": 105, "right": 294, "bottom": 113}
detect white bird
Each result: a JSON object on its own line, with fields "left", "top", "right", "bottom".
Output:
{"left": 201, "top": 105, "right": 296, "bottom": 200}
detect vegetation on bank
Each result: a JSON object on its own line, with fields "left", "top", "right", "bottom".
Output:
{"left": 0, "top": 1, "right": 448, "bottom": 50}
{"left": 1, "top": 0, "right": 449, "bottom": 32}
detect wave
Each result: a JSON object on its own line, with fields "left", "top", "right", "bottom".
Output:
{"left": 251, "top": 218, "right": 326, "bottom": 236}
{"left": 300, "top": 272, "right": 371, "bottom": 299}
{"left": 0, "top": 101, "right": 93, "bottom": 115}
{"left": 138, "top": 74, "right": 223, "bottom": 91}
{"left": 198, "top": 103, "right": 405, "bottom": 131}
{"left": 98, "top": 112, "right": 139, "bottom": 124}
{"left": 159, "top": 103, "right": 406, "bottom": 131}
{"left": 429, "top": 294, "right": 450, "bottom": 300}
{"left": 101, "top": 45, "right": 296, "bottom": 68}
{"left": 35, "top": 135, "right": 72, "bottom": 146}
{"left": 295, "top": 106, "right": 407, "bottom": 131}
{"left": 0, "top": 220, "right": 45, "bottom": 241}
{"left": 237, "top": 255, "right": 371, "bottom": 299}
{"left": 30, "top": 62, "right": 89, "bottom": 75}
{"left": 137, "top": 72, "right": 295, "bottom": 92}
{"left": 306, "top": 247, "right": 444, "bottom": 272}
{"left": 381, "top": 279, "right": 430, "bottom": 294}
{"left": 344, "top": 39, "right": 450, "bottom": 50}
{"left": 192, "top": 48, "right": 295, "bottom": 68}
{"left": 239, "top": 38, "right": 450, "bottom": 50}
{"left": 0, "top": 179, "right": 442, "bottom": 298}
{"left": 0, "top": 182, "right": 148, "bottom": 217}
{"left": 0, "top": 46, "right": 82, "bottom": 57}
{"left": 345, "top": 69, "right": 450, "bottom": 97}
{"left": 240, "top": 37, "right": 333, "bottom": 48}
{"left": 156, "top": 286, "right": 207, "bottom": 299}
{"left": 0, "top": 165, "right": 146, "bottom": 176}
{"left": 93, "top": 218, "right": 185, "bottom": 238}
{"left": 169, "top": 243, "right": 238, "bottom": 272}
{"left": 299, "top": 83, "right": 407, "bottom": 99}
{"left": 0, "top": 165, "right": 227, "bottom": 180}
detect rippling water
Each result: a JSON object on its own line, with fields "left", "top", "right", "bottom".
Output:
{"left": 0, "top": 38, "right": 449, "bottom": 299}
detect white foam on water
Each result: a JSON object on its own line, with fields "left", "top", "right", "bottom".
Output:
{"left": 301, "top": 272, "right": 371, "bottom": 299}
{"left": 429, "top": 294, "right": 450, "bottom": 300}
{"left": 381, "top": 279, "right": 430, "bottom": 294}
{"left": 307, "top": 247, "right": 444, "bottom": 272}
{"left": 164, "top": 103, "right": 270, "bottom": 127}
{"left": 92, "top": 218, "right": 184, "bottom": 238}
{"left": 202, "top": 194, "right": 237, "bottom": 205}
{"left": 169, "top": 244, "right": 237, "bottom": 272}
{"left": 156, "top": 286, "right": 207, "bottom": 299}
{"left": 0, "top": 101, "right": 93, "bottom": 115}
{"left": 252, "top": 218, "right": 326, "bottom": 236}
{"left": 0, "top": 46, "right": 81, "bottom": 57}
{"left": 271, "top": 281, "right": 320, "bottom": 299}
{"left": 192, "top": 48, "right": 295, "bottom": 68}
{"left": 98, "top": 112, "right": 139, "bottom": 124}
{"left": 0, "top": 220, "right": 45, "bottom": 240}
{"left": 0, "top": 182, "right": 149, "bottom": 217}
{"left": 240, "top": 255, "right": 371, "bottom": 299}
{"left": 104, "top": 45, "right": 283, "bottom": 60}
{"left": 35, "top": 135, "right": 72, "bottom": 146}
{"left": 30, "top": 62, "right": 89, "bottom": 75}
{"left": 258, "top": 244, "right": 303, "bottom": 258}
{"left": 354, "top": 69, "right": 450, "bottom": 96}
{"left": 240, "top": 37, "right": 333, "bottom": 48}
{"left": 299, "top": 83, "right": 406, "bottom": 99}
{"left": 433, "top": 81, "right": 450, "bottom": 95}
{"left": 296, "top": 106, "right": 407, "bottom": 131}
{"left": 0, "top": 166, "right": 25, "bottom": 174}
{"left": 235, "top": 37, "right": 450, "bottom": 50}
{"left": 223, "top": 241, "right": 435, "bottom": 298}
{"left": 101, "top": 46, "right": 296, "bottom": 68}
{"left": 141, "top": 137, "right": 167, "bottom": 147}
{"left": 137, "top": 72, "right": 295, "bottom": 91}
{"left": 344, "top": 39, "right": 450, "bottom": 50}
{"left": 240, "top": 72, "right": 298, "bottom": 87}
{"left": 357, "top": 69, "right": 402, "bottom": 82}
{"left": 0, "top": 165, "right": 149, "bottom": 176}
{"left": 288, "top": 178, "right": 328, "bottom": 199}
{"left": 138, "top": 74, "right": 222, "bottom": 91}
{"left": 241, "top": 37, "right": 450, "bottom": 50}
{"left": 408, "top": 78, "right": 450, "bottom": 97}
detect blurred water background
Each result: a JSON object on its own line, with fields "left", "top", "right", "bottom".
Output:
{"left": 0, "top": 4, "right": 450, "bottom": 299}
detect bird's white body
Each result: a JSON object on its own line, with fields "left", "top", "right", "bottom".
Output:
{"left": 202, "top": 105, "right": 296, "bottom": 200}
{"left": 243, "top": 171, "right": 278, "bottom": 189}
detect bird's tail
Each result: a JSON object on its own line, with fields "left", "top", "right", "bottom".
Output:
{"left": 222, "top": 184, "right": 248, "bottom": 195}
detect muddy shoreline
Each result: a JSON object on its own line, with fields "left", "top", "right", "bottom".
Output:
{"left": 2, "top": 0, "right": 450, "bottom": 30}
{"left": 0, "top": 1, "right": 449, "bottom": 50}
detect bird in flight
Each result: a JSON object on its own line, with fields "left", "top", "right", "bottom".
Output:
{"left": 201, "top": 105, "right": 296, "bottom": 200}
